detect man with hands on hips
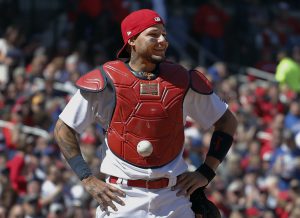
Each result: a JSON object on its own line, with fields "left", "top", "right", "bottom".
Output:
{"left": 54, "top": 9, "right": 237, "bottom": 218}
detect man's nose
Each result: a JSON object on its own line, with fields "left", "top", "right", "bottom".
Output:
{"left": 158, "top": 34, "right": 168, "bottom": 43}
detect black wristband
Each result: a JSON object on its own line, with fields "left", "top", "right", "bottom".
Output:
{"left": 207, "top": 130, "right": 233, "bottom": 162}
{"left": 67, "top": 155, "right": 93, "bottom": 180}
{"left": 196, "top": 163, "right": 216, "bottom": 183}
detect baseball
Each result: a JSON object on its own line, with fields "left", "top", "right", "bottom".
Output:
{"left": 137, "top": 140, "right": 153, "bottom": 157}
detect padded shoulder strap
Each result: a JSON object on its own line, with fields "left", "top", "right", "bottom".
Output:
{"left": 75, "top": 67, "right": 107, "bottom": 92}
{"left": 189, "top": 69, "right": 213, "bottom": 95}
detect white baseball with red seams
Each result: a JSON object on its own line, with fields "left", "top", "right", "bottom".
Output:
{"left": 137, "top": 140, "right": 153, "bottom": 157}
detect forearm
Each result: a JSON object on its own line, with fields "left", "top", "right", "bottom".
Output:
{"left": 54, "top": 119, "right": 81, "bottom": 159}
{"left": 54, "top": 119, "right": 93, "bottom": 180}
{"left": 204, "top": 109, "right": 237, "bottom": 171}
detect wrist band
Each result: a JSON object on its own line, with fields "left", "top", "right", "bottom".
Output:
{"left": 207, "top": 130, "right": 233, "bottom": 162}
{"left": 196, "top": 163, "right": 216, "bottom": 183}
{"left": 67, "top": 155, "right": 93, "bottom": 180}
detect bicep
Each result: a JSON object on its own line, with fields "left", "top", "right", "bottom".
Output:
{"left": 183, "top": 89, "right": 228, "bottom": 130}
{"left": 214, "top": 109, "right": 237, "bottom": 135}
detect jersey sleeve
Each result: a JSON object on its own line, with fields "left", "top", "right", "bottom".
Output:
{"left": 59, "top": 90, "right": 99, "bottom": 134}
{"left": 183, "top": 89, "right": 228, "bottom": 130}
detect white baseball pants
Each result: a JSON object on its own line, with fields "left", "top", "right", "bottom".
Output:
{"left": 95, "top": 184, "right": 194, "bottom": 218}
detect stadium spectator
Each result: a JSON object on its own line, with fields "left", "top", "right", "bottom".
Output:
{"left": 275, "top": 48, "right": 300, "bottom": 93}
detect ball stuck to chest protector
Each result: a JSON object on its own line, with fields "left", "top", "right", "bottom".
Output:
{"left": 137, "top": 140, "right": 153, "bottom": 157}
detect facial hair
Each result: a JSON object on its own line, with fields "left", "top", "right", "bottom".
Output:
{"left": 148, "top": 53, "right": 166, "bottom": 64}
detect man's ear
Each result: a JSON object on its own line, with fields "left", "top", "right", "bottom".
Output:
{"left": 128, "top": 37, "right": 136, "bottom": 46}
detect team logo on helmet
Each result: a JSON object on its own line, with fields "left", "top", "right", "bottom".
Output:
{"left": 154, "top": 17, "right": 161, "bottom": 22}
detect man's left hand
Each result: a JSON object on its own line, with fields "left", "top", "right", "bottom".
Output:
{"left": 172, "top": 171, "right": 208, "bottom": 196}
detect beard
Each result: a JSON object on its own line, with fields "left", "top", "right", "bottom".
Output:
{"left": 149, "top": 54, "right": 166, "bottom": 64}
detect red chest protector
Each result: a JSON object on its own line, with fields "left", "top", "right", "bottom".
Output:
{"left": 103, "top": 61, "right": 189, "bottom": 168}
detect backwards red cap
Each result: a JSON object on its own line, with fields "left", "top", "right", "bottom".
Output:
{"left": 117, "top": 9, "right": 164, "bottom": 58}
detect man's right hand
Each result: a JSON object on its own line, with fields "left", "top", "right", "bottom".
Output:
{"left": 82, "top": 176, "right": 126, "bottom": 212}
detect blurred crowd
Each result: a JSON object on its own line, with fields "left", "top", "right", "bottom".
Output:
{"left": 1, "top": 0, "right": 300, "bottom": 218}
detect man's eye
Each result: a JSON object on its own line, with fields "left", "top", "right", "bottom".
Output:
{"left": 149, "top": 33, "right": 159, "bottom": 37}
